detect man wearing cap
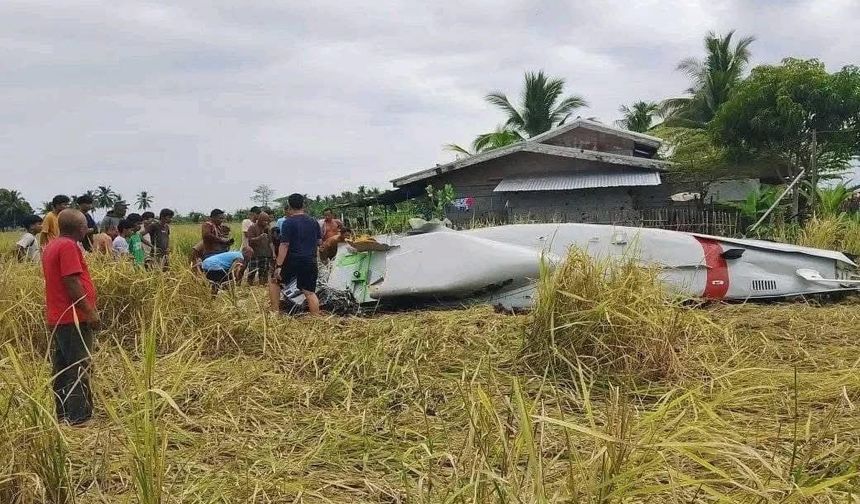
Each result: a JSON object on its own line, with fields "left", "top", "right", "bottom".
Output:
{"left": 99, "top": 201, "right": 128, "bottom": 233}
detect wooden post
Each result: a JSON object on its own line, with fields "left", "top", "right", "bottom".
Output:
{"left": 809, "top": 129, "right": 818, "bottom": 216}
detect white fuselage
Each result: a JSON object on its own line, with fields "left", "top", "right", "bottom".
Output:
{"left": 290, "top": 223, "right": 858, "bottom": 311}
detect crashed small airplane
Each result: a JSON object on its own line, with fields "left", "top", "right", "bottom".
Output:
{"left": 280, "top": 221, "right": 860, "bottom": 313}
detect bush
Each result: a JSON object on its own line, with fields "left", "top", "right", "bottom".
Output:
{"left": 524, "top": 249, "right": 716, "bottom": 381}
{"left": 796, "top": 215, "right": 860, "bottom": 255}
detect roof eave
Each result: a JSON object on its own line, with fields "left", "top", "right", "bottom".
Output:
{"left": 391, "top": 126, "right": 671, "bottom": 187}
{"left": 522, "top": 143, "right": 671, "bottom": 171}
{"left": 391, "top": 142, "right": 527, "bottom": 187}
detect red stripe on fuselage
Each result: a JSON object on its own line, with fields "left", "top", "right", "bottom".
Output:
{"left": 695, "top": 237, "right": 729, "bottom": 299}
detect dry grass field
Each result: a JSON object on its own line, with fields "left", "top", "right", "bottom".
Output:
{"left": 1, "top": 224, "right": 858, "bottom": 503}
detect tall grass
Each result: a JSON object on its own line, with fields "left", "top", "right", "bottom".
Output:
{"left": 1, "top": 347, "right": 73, "bottom": 504}
{"left": 796, "top": 215, "right": 860, "bottom": 255}
{"left": 525, "top": 249, "right": 718, "bottom": 381}
{"left": 0, "top": 224, "right": 858, "bottom": 502}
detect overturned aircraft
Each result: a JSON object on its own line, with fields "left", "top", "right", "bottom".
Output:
{"left": 280, "top": 222, "right": 860, "bottom": 313}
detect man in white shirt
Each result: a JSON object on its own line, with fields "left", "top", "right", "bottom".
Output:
{"left": 241, "top": 206, "right": 260, "bottom": 248}
{"left": 16, "top": 215, "right": 43, "bottom": 262}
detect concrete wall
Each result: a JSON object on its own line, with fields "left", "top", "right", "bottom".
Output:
{"left": 704, "top": 179, "right": 760, "bottom": 203}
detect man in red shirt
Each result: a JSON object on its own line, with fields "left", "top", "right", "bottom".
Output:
{"left": 41, "top": 209, "right": 99, "bottom": 425}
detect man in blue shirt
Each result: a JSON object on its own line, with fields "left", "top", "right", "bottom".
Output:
{"left": 201, "top": 247, "right": 253, "bottom": 293}
{"left": 270, "top": 193, "right": 322, "bottom": 314}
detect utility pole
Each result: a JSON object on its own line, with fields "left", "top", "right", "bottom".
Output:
{"left": 809, "top": 129, "right": 818, "bottom": 215}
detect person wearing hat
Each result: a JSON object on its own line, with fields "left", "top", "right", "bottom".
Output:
{"left": 99, "top": 201, "right": 128, "bottom": 233}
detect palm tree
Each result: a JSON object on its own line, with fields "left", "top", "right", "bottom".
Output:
{"left": 95, "top": 185, "right": 119, "bottom": 209}
{"left": 662, "top": 30, "right": 755, "bottom": 128}
{"left": 485, "top": 70, "right": 588, "bottom": 138}
{"left": 616, "top": 102, "right": 661, "bottom": 133}
{"left": 445, "top": 125, "right": 524, "bottom": 157}
{"left": 135, "top": 190, "right": 153, "bottom": 210}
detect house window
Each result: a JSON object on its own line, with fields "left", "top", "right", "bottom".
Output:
{"left": 633, "top": 142, "right": 657, "bottom": 158}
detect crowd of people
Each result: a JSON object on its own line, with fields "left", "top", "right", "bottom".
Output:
{"left": 15, "top": 194, "right": 174, "bottom": 266}
{"left": 12, "top": 192, "right": 348, "bottom": 426}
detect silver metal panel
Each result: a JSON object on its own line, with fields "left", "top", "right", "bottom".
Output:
{"left": 493, "top": 171, "right": 661, "bottom": 192}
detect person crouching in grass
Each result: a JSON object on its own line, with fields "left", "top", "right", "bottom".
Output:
{"left": 200, "top": 247, "right": 253, "bottom": 294}
{"left": 41, "top": 209, "right": 99, "bottom": 425}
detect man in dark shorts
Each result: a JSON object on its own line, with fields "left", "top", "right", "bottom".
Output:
{"left": 41, "top": 209, "right": 99, "bottom": 425}
{"left": 269, "top": 193, "right": 322, "bottom": 315}
{"left": 200, "top": 247, "right": 252, "bottom": 293}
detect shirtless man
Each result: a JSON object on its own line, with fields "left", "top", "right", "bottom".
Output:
{"left": 318, "top": 207, "right": 344, "bottom": 262}
{"left": 91, "top": 225, "right": 118, "bottom": 255}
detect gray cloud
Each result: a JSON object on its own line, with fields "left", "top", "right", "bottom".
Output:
{"left": 2, "top": 0, "right": 858, "bottom": 212}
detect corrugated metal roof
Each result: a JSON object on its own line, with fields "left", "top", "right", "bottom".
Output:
{"left": 493, "top": 170, "right": 661, "bottom": 192}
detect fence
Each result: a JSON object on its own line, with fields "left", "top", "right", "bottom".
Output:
{"left": 449, "top": 206, "right": 742, "bottom": 237}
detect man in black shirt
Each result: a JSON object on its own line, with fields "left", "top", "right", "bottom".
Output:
{"left": 75, "top": 194, "right": 98, "bottom": 251}
{"left": 269, "top": 193, "right": 322, "bottom": 314}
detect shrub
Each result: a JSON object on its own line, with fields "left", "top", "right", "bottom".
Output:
{"left": 524, "top": 249, "right": 716, "bottom": 380}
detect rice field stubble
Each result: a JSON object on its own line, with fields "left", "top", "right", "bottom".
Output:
{"left": 0, "top": 225, "right": 859, "bottom": 503}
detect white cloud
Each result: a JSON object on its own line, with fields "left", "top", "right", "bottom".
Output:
{"left": 1, "top": 0, "right": 858, "bottom": 213}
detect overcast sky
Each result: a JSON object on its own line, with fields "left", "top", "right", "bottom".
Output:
{"left": 2, "top": 0, "right": 858, "bottom": 213}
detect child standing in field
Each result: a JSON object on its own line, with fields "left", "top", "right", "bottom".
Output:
{"left": 125, "top": 213, "right": 146, "bottom": 267}
{"left": 112, "top": 220, "right": 134, "bottom": 258}
{"left": 16, "top": 215, "right": 43, "bottom": 262}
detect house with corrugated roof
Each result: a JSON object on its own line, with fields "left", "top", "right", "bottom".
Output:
{"left": 389, "top": 118, "right": 677, "bottom": 223}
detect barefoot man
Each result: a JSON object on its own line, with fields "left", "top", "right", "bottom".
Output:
{"left": 41, "top": 209, "right": 99, "bottom": 425}
{"left": 270, "top": 194, "right": 322, "bottom": 315}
